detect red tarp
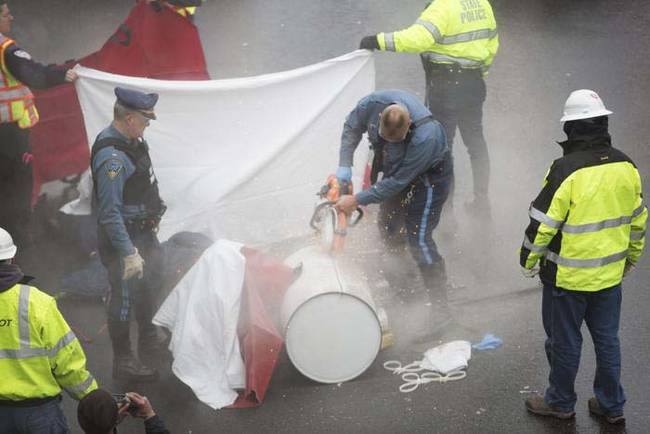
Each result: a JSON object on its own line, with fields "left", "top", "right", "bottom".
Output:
{"left": 29, "top": 2, "right": 209, "bottom": 201}
{"left": 234, "top": 248, "right": 294, "bottom": 408}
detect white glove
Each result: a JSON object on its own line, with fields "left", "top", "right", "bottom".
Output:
{"left": 521, "top": 266, "right": 539, "bottom": 278}
{"left": 623, "top": 260, "right": 636, "bottom": 279}
{"left": 122, "top": 248, "right": 145, "bottom": 280}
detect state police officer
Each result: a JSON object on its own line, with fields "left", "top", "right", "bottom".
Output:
{"left": 91, "top": 87, "right": 166, "bottom": 381}
{"left": 359, "top": 0, "right": 498, "bottom": 212}
{"left": 335, "top": 89, "right": 453, "bottom": 330}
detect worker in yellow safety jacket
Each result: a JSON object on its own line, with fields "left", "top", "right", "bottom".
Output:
{"left": 358, "top": 0, "right": 498, "bottom": 212}
{"left": 520, "top": 90, "right": 646, "bottom": 425}
{"left": 0, "top": 1, "right": 77, "bottom": 258}
{"left": 0, "top": 227, "right": 97, "bottom": 434}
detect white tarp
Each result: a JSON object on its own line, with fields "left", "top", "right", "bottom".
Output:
{"left": 152, "top": 239, "right": 246, "bottom": 409}
{"left": 66, "top": 51, "right": 374, "bottom": 245}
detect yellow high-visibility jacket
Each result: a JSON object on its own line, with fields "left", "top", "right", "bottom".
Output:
{"left": 0, "top": 35, "right": 39, "bottom": 129}
{"left": 376, "top": 0, "right": 499, "bottom": 74}
{"left": 0, "top": 284, "right": 97, "bottom": 401}
{"left": 173, "top": 6, "right": 196, "bottom": 18}
{"left": 520, "top": 139, "right": 647, "bottom": 291}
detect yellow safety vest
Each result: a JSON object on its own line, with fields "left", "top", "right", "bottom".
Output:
{"left": 0, "top": 35, "right": 39, "bottom": 129}
{"left": 0, "top": 284, "right": 97, "bottom": 401}
{"left": 377, "top": 0, "right": 499, "bottom": 74}
{"left": 521, "top": 145, "right": 647, "bottom": 291}
{"left": 173, "top": 6, "right": 196, "bottom": 18}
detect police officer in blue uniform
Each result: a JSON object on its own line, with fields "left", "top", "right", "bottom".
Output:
{"left": 91, "top": 87, "right": 166, "bottom": 381}
{"left": 335, "top": 89, "right": 453, "bottom": 317}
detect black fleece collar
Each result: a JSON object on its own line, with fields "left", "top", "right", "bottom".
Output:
{"left": 0, "top": 263, "right": 25, "bottom": 293}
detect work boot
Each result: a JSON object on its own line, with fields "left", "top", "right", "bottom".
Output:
{"left": 419, "top": 260, "right": 450, "bottom": 305}
{"left": 137, "top": 325, "right": 169, "bottom": 357}
{"left": 113, "top": 353, "right": 159, "bottom": 382}
{"left": 525, "top": 393, "right": 575, "bottom": 420}
{"left": 588, "top": 397, "right": 625, "bottom": 425}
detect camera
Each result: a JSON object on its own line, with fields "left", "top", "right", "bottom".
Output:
{"left": 111, "top": 393, "right": 138, "bottom": 416}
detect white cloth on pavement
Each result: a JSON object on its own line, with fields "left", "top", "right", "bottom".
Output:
{"left": 153, "top": 239, "right": 246, "bottom": 410}
{"left": 421, "top": 340, "right": 472, "bottom": 374}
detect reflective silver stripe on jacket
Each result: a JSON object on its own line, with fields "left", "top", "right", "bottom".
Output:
{"left": 0, "top": 87, "right": 32, "bottom": 102}
{"left": 439, "top": 28, "right": 498, "bottom": 45}
{"left": 545, "top": 249, "right": 628, "bottom": 268}
{"left": 63, "top": 374, "right": 96, "bottom": 397}
{"left": 0, "top": 347, "right": 49, "bottom": 359}
{"left": 545, "top": 201, "right": 646, "bottom": 234}
{"left": 529, "top": 206, "right": 564, "bottom": 229}
{"left": 421, "top": 51, "right": 483, "bottom": 68}
{"left": 0, "top": 285, "right": 76, "bottom": 360}
{"left": 18, "top": 285, "right": 30, "bottom": 347}
{"left": 523, "top": 237, "right": 547, "bottom": 254}
{"left": 563, "top": 216, "right": 634, "bottom": 234}
{"left": 415, "top": 19, "right": 442, "bottom": 42}
{"left": 0, "top": 104, "right": 10, "bottom": 122}
{"left": 384, "top": 33, "right": 396, "bottom": 51}
{"left": 49, "top": 331, "right": 77, "bottom": 358}
{"left": 630, "top": 230, "right": 645, "bottom": 241}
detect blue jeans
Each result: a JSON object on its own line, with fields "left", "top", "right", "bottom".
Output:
{"left": 0, "top": 398, "right": 70, "bottom": 434}
{"left": 542, "top": 284, "right": 625, "bottom": 415}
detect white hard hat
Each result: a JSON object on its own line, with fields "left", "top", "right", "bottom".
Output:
{"left": 560, "top": 89, "right": 613, "bottom": 122}
{"left": 0, "top": 227, "right": 17, "bottom": 261}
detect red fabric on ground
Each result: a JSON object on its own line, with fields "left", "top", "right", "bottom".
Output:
{"left": 29, "top": 2, "right": 209, "bottom": 203}
{"left": 232, "top": 247, "right": 295, "bottom": 408}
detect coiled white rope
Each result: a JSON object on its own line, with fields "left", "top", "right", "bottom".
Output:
{"left": 383, "top": 360, "right": 467, "bottom": 393}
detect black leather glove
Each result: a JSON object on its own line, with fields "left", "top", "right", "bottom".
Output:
{"left": 359, "top": 35, "right": 379, "bottom": 51}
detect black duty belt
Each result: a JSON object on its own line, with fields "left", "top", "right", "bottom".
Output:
{"left": 125, "top": 217, "right": 160, "bottom": 233}
{"left": 427, "top": 64, "right": 482, "bottom": 77}
{"left": 412, "top": 151, "right": 452, "bottom": 187}
{"left": 0, "top": 394, "right": 60, "bottom": 407}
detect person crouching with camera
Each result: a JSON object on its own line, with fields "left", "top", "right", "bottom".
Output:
{"left": 77, "top": 389, "right": 170, "bottom": 434}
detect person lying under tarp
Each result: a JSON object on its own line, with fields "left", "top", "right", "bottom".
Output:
{"left": 58, "top": 232, "right": 213, "bottom": 301}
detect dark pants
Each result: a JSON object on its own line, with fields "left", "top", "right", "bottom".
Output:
{"left": 98, "top": 225, "right": 163, "bottom": 356}
{"left": 379, "top": 174, "right": 451, "bottom": 270}
{"left": 542, "top": 284, "right": 626, "bottom": 415}
{"left": 425, "top": 67, "right": 489, "bottom": 202}
{"left": 0, "top": 398, "right": 70, "bottom": 434}
{"left": 0, "top": 123, "right": 32, "bottom": 250}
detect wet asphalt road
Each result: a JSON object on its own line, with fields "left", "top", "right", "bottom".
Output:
{"left": 9, "top": 0, "right": 650, "bottom": 433}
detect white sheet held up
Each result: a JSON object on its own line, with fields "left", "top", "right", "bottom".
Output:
{"left": 71, "top": 51, "right": 374, "bottom": 244}
{"left": 153, "top": 240, "right": 246, "bottom": 409}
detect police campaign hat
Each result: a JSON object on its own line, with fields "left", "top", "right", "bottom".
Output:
{"left": 114, "top": 87, "right": 158, "bottom": 120}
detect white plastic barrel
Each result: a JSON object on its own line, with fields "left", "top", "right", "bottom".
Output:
{"left": 281, "top": 246, "right": 382, "bottom": 384}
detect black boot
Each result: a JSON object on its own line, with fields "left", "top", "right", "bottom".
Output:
{"left": 113, "top": 354, "right": 159, "bottom": 382}
{"left": 134, "top": 287, "right": 168, "bottom": 357}
{"left": 108, "top": 320, "right": 158, "bottom": 381}
{"left": 419, "top": 260, "right": 449, "bottom": 306}
{"left": 137, "top": 324, "right": 169, "bottom": 357}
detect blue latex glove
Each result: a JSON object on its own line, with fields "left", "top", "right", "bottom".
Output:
{"left": 472, "top": 334, "right": 503, "bottom": 351}
{"left": 336, "top": 166, "right": 352, "bottom": 182}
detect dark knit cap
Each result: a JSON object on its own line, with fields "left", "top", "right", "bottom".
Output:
{"left": 77, "top": 389, "right": 118, "bottom": 434}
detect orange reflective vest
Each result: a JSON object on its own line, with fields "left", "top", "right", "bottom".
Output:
{"left": 0, "top": 34, "right": 39, "bottom": 129}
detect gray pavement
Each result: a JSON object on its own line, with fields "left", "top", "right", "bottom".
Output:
{"left": 9, "top": 0, "right": 650, "bottom": 432}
